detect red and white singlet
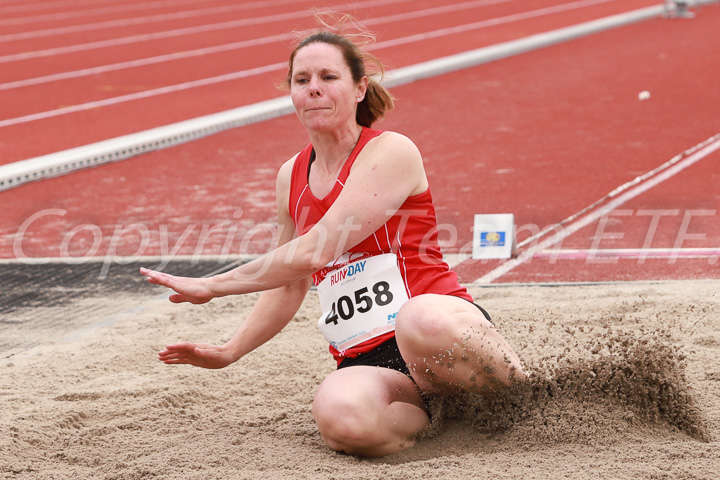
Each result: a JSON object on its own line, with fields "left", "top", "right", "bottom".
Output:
{"left": 288, "top": 127, "right": 472, "bottom": 363}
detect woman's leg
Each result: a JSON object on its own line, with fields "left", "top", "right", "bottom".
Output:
{"left": 395, "top": 294, "right": 524, "bottom": 394}
{"left": 312, "top": 366, "right": 430, "bottom": 456}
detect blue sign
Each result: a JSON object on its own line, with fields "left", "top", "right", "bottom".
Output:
{"left": 480, "top": 231, "right": 506, "bottom": 247}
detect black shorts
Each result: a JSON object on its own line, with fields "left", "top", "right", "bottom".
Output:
{"left": 336, "top": 301, "right": 491, "bottom": 376}
{"left": 338, "top": 336, "right": 411, "bottom": 374}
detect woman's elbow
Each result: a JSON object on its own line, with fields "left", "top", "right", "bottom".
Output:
{"left": 304, "top": 249, "right": 335, "bottom": 273}
{"left": 294, "top": 232, "right": 337, "bottom": 273}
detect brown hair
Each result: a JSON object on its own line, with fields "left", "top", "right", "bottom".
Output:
{"left": 283, "top": 27, "right": 394, "bottom": 127}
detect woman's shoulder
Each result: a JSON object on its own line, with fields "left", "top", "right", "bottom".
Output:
{"left": 363, "top": 130, "right": 423, "bottom": 165}
{"left": 371, "top": 129, "right": 416, "bottom": 146}
{"left": 276, "top": 152, "right": 300, "bottom": 191}
{"left": 280, "top": 152, "right": 300, "bottom": 172}
{"left": 354, "top": 129, "right": 428, "bottom": 195}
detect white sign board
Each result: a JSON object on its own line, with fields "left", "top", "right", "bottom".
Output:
{"left": 472, "top": 214, "right": 516, "bottom": 260}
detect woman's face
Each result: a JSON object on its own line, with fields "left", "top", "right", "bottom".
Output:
{"left": 290, "top": 42, "right": 367, "bottom": 132}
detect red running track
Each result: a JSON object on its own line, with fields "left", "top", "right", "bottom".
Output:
{"left": 1, "top": 0, "right": 660, "bottom": 163}
{"left": 1, "top": 1, "right": 718, "bottom": 285}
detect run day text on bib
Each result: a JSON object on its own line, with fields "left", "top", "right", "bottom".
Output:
{"left": 317, "top": 253, "right": 409, "bottom": 352}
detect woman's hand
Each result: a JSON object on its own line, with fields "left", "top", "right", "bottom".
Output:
{"left": 158, "top": 342, "right": 236, "bottom": 369}
{"left": 140, "top": 268, "right": 214, "bottom": 304}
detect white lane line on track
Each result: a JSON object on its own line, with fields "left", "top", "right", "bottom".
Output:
{"left": 0, "top": 0, "right": 618, "bottom": 127}
{"left": 0, "top": 0, "right": 257, "bottom": 26}
{"left": 369, "top": 0, "right": 615, "bottom": 49}
{"left": 514, "top": 130, "right": 720, "bottom": 251}
{"left": 0, "top": 34, "right": 295, "bottom": 91}
{"left": 0, "top": 0, "right": 322, "bottom": 42}
{"left": 0, "top": 0, "right": 514, "bottom": 90}
{"left": 0, "top": 0, "right": 127, "bottom": 16}
{"left": 532, "top": 247, "right": 720, "bottom": 260}
{"left": 0, "top": 62, "right": 288, "bottom": 129}
{"left": 3, "top": 249, "right": 714, "bottom": 268}
{"left": 0, "top": 254, "right": 259, "bottom": 265}
{"left": 0, "top": 0, "right": 414, "bottom": 62}
{"left": 473, "top": 134, "right": 720, "bottom": 284}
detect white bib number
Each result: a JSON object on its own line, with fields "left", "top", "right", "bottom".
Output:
{"left": 317, "top": 253, "right": 409, "bottom": 352}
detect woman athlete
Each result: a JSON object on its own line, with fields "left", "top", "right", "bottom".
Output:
{"left": 141, "top": 28, "right": 525, "bottom": 457}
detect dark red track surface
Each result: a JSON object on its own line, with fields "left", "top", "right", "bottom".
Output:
{"left": 2, "top": 0, "right": 718, "bottom": 285}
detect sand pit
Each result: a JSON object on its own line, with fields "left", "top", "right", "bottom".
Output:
{"left": 2, "top": 279, "right": 719, "bottom": 479}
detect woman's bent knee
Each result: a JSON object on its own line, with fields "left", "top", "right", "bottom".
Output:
{"left": 317, "top": 414, "right": 383, "bottom": 453}
{"left": 394, "top": 294, "right": 522, "bottom": 394}
{"left": 313, "top": 394, "right": 381, "bottom": 452}
{"left": 312, "top": 368, "right": 429, "bottom": 456}
{"left": 395, "top": 295, "right": 467, "bottom": 349}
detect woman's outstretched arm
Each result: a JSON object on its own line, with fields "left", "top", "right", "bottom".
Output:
{"left": 142, "top": 132, "right": 427, "bottom": 301}
{"left": 155, "top": 157, "right": 312, "bottom": 368}
{"left": 157, "top": 277, "right": 312, "bottom": 368}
